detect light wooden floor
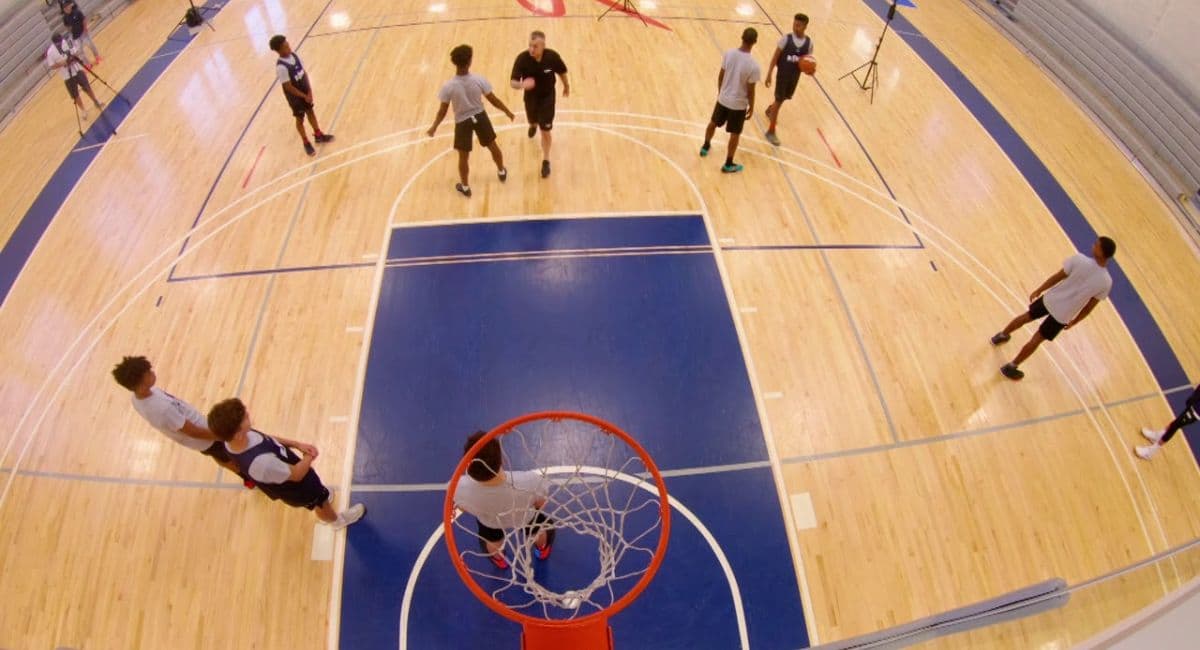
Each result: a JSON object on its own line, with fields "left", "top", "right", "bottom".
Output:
{"left": 2, "top": 0, "right": 1199, "bottom": 647}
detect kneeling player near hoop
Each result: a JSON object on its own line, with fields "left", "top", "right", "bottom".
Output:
{"left": 454, "top": 431, "right": 555, "bottom": 570}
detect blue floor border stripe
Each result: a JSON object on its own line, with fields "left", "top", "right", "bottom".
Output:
{"left": 0, "top": 0, "right": 228, "bottom": 306}
{"left": 859, "top": 0, "right": 1196, "bottom": 462}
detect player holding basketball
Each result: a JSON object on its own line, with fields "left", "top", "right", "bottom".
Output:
{"left": 763, "top": 13, "right": 813, "bottom": 146}
{"left": 510, "top": 30, "right": 570, "bottom": 178}
{"left": 990, "top": 236, "right": 1115, "bottom": 380}
{"left": 700, "top": 28, "right": 761, "bottom": 174}
{"left": 454, "top": 431, "right": 554, "bottom": 570}
{"left": 428, "top": 44, "right": 515, "bottom": 197}
{"left": 1136, "top": 384, "right": 1200, "bottom": 460}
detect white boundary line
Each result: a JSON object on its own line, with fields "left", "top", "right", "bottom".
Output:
{"left": 325, "top": 145, "right": 455, "bottom": 650}
{"left": 2, "top": 109, "right": 1187, "bottom": 643}
{"left": 391, "top": 209, "right": 701, "bottom": 229}
{"left": 397, "top": 465, "right": 750, "bottom": 650}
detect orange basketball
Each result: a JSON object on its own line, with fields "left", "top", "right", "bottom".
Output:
{"left": 799, "top": 55, "right": 817, "bottom": 76}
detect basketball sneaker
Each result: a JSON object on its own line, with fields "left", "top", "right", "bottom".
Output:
{"left": 304, "top": 141, "right": 316, "bottom": 156}
{"left": 541, "top": 160, "right": 551, "bottom": 178}
{"left": 721, "top": 163, "right": 744, "bottom": 174}
{"left": 765, "top": 132, "right": 781, "bottom": 146}
{"left": 490, "top": 553, "right": 510, "bottom": 570}
{"left": 498, "top": 167, "right": 508, "bottom": 182}
{"left": 456, "top": 183, "right": 471, "bottom": 197}
{"left": 1134, "top": 444, "right": 1160, "bottom": 460}
{"left": 1000, "top": 363, "right": 1024, "bottom": 380}
{"left": 1141, "top": 428, "right": 1163, "bottom": 443}
{"left": 329, "top": 503, "right": 366, "bottom": 530}
{"left": 990, "top": 332, "right": 1010, "bottom": 345}
{"left": 535, "top": 542, "right": 552, "bottom": 561}
{"left": 314, "top": 133, "right": 334, "bottom": 143}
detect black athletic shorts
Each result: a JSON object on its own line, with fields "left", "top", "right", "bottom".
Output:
{"left": 774, "top": 71, "right": 800, "bottom": 102}
{"left": 711, "top": 102, "right": 747, "bottom": 135}
{"left": 524, "top": 93, "right": 556, "bottom": 131}
{"left": 1028, "top": 296, "right": 1066, "bottom": 341}
{"left": 453, "top": 111, "right": 497, "bottom": 152}
{"left": 259, "top": 468, "right": 331, "bottom": 510}
{"left": 476, "top": 511, "right": 553, "bottom": 545}
{"left": 285, "top": 92, "right": 314, "bottom": 118}
{"left": 64, "top": 72, "right": 91, "bottom": 100}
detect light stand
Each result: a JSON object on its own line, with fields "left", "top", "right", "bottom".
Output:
{"left": 597, "top": 0, "right": 648, "bottom": 27}
{"left": 839, "top": 1, "right": 898, "bottom": 104}
{"left": 170, "top": 0, "right": 216, "bottom": 41}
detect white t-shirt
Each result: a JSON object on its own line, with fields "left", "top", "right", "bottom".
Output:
{"left": 46, "top": 40, "right": 83, "bottom": 80}
{"left": 130, "top": 387, "right": 212, "bottom": 451}
{"left": 718, "top": 48, "right": 761, "bottom": 111}
{"left": 225, "top": 430, "right": 293, "bottom": 484}
{"left": 1042, "top": 253, "right": 1112, "bottom": 323}
{"left": 438, "top": 73, "right": 493, "bottom": 123}
{"left": 454, "top": 470, "right": 548, "bottom": 529}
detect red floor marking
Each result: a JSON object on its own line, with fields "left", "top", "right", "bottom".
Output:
{"left": 816, "top": 128, "right": 842, "bottom": 168}
{"left": 241, "top": 145, "right": 266, "bottom": 189}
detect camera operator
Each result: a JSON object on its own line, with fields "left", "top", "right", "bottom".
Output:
{"left": 46, "top": 33, "right": 104, "bottom": 119}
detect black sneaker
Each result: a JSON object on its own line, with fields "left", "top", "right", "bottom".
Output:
{"left": 455, "top": 182, "right": 471, "bottom": 197}
{"left": 304, "top": 141, "right": 316, "bottom": 156}
{"left": 541, "top": 160, "right": 550, "bottom": 178}
{"left": 990, "top": 332, "right": 1010, "bottom": 346}
{"left": 314, "top": 133, "right": 334, "bottom": 143}
{"left": 1000, "top": 363, "right": 1024, "bottom": 380}
{"left": 498, "top": 168, "right": 507, "bottom": 182}
{"left": 528, "top": 125, "right": 537, "bottom": 138}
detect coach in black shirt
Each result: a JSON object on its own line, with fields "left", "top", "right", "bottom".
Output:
{"left": 510, "top": 30, "right": 569, "bottom": 178}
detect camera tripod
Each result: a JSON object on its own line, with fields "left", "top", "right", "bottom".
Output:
{"left": 839, "top": 1, "right": 899, "bottom": 104}
{"left": 597, "top": 0, "right": 648, "bottom": 27}
{"left": 60, "top": 51, "right": 122, "bottom": 137}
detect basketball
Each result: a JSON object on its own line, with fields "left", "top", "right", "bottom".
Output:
{"left": 799, "top": 55, "right": 817, "bottom": 75}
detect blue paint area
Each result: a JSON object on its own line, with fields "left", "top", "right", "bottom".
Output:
{"left": 357, "top": 223, "right": 766, "bottom": 485}
{"left": 342, "top": 217, "right": 807, "bottom": 648}
{"left": 389, "top": 215, "right": 709, "bottom": 259}
{"left": 858, "top": 0, "right": 1196, "bottom": 462}
{"left": 342, "top": 469, "right": 807, "bottom": 649}
{"left": 0, "top": 0, "right": 228, "bottom": 305}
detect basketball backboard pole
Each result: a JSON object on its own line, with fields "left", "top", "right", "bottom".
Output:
{"left": 838, "top": 0, "right": 899, "bottom": 104}
{"left": 597, "top": 0, "right": 649, "bottom": 27}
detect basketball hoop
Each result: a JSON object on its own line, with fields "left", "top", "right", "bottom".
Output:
{"left": 444, "top": 411, "right": 671, "bottom": 649}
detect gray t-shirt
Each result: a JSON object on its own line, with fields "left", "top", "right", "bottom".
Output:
{"left": 438, "top": 74, "right": 493, "bottom": 123}
{"left": 454, "top": 470, "right": 548, "bottom": 529}
{"left": 1042, "top": 253, "right": 1112, "bottom": 323}
{"left": 718, "top": 48, "right": 761, "bottom": 111}
{"left": 131, "top": 387, "right": 211, "bottom": 451}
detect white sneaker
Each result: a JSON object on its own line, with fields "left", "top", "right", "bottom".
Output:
{"left": 1141, "top": 428, "right": 1163, "bottom": 443}
{"left": 80, "top": 109, "right": 89, "bottom": 120}
{"left": 329, "top": 503, "right": 366, "bottom": 530}
{"left": 1134, "top": 444, "right": 1159, "bottom": 460}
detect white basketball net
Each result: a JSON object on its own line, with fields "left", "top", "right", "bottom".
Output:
{"left": 450, "top": 418, "right": 666, "bottom": 620}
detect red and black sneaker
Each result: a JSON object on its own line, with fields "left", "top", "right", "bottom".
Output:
{"left": 243, "top": 478, "right": 256, "bottom": 490}
{"left": 314, "top": 132, "right": 334, "bottom": 144}
{"left": 535, "top": 542, "right": 552, "bottom": 561}
{"left": 490, "top": 554, "right": 509, "bottom": 570}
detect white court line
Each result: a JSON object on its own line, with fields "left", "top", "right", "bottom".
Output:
{"left": 764, "top": 392, "right": 784, "bottom": 400}
{"left": 345, "top": 326, "right": 364, "bottom": 333}
{"left": 3, "top": 110, "right": 1184, "bottom": 642}
{"left": 72, "top": 133, "right": 148, "bottom": 153}
{"left": 740, "top": 307, "right": 758, "bottom": 313}
{"left": 329, "top": 415, "right": 349, "bottom": 423}
{"left": 398, "top": 466, "right": 748, "bottom": 650}
{"left": 391, "top": 209, "right": 702, "bottom": 229}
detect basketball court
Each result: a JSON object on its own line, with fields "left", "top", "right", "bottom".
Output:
{"left": 2, "top": 0, "right": 1199, "bottom": 648}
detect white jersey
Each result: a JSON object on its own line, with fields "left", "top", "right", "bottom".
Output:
{"left": 1042, "top": 253, "right": 1112, "bottom": 323}
{"left": 454, "top": 470, "right": 548, "bottom": 529}
{"left": 130, "top": 387, "right": 211, "bottom": 451}
{"left": 46, "top": 39, "right": 84, "bottom": 80}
